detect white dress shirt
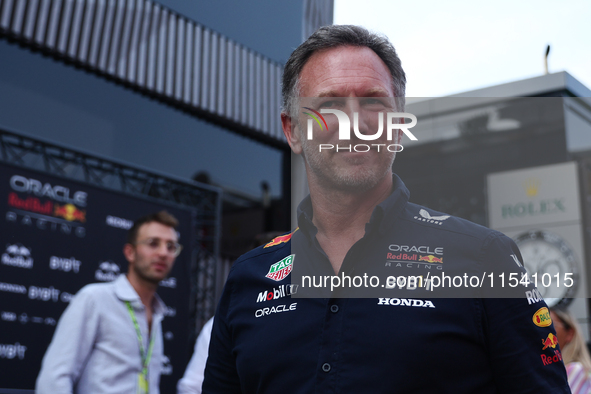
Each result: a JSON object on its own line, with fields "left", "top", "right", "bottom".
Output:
{"left": 177, "top": 317, "right": 214, "bottom": 394}
{"left": 36, "top": 274, "right": 166, "bottom": 393}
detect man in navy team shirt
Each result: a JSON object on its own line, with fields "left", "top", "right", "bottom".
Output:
{"left": 203, "top": 25, "right": 571, "bottom": 393}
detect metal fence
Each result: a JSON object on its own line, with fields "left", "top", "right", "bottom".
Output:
{"left": 0, "top": 0, "right": 285, "bottom": 145}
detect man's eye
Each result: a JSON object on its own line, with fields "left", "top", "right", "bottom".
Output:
{"left": 318, "top": 100, "right": 341, "bottom": 108}
{"left": 362, "top": 98, "right": 386, "bottom": 107}
{"left": 148, "top": 239, "right": 160, "bottom": 248}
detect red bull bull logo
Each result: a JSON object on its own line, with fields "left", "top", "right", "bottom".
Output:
{"left": 264, "top": 229, "right": 298, "bottom": 248}
{"left": 541, "top": 333, "right": 558, "bottom": 350}
{"left": 54, "top": 204, "right": 86, "bottom": 223}
{"left": 419, "top": 255, "right": 443, "bottom": 263}
{"left": 265, "top": 254, "right": 294, "bottom": 281}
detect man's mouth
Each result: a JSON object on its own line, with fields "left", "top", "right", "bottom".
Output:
{"left": 152, "top": 262, "right": 168, "bottom": 272}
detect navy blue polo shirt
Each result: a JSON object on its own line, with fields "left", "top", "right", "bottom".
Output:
{"left": 203, "top": 176, "right": 570, "bottom": 393}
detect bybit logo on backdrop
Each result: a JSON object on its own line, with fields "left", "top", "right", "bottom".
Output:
{"left": 302, "top": 107, "right": 418, "bottom": 152}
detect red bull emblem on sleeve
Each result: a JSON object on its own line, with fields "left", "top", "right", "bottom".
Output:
{"left": 541, "top": 333, "right": 559, "bottom": 350}
{"left": 266, "top": 255, "right": 294, "bottom": 281}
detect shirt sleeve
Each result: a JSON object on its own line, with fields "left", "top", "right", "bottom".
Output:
{"left": 177, "top": 317, "right": 214, "bottom": 394}
{"left": 35, "top": 287, "right": 100, "bottom": 393}
{"left": 481, "top": 233, "right": 571, "bottom": 393}
{"left": 566, "top": 362, "right": 591, "bottom": 394}
{"left": 202, "top": 273, "right": 242, "bottom": 394}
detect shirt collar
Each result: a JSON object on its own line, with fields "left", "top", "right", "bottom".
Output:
{"left": 114, "top": 274, "right": 140, "bottom": 302}
{"left": 114, "top": 274, "right": 166, "bottom": 315}
{"left": 297, "top": 174, "right": 410, "bottom": 239}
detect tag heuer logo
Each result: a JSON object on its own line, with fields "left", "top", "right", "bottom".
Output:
{"left": 266, "top": 255, "right": 294, "bottom": 281}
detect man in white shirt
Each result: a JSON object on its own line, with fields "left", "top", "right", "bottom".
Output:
{"left": 36, "top": 210, "right": 182, "bottom": 394}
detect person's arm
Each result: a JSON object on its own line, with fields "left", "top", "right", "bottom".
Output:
{"left": 481, "top": 233, "right": 570, "bottom": 393}
{"left": 35, "top": 287, "right": 100, "bottom": 393}
{"left": 202, "top": 272, "right": 242, "bottom": 394}
{"left": 566, "top": 362, "right": 591, "bottom": 394}
{"left": 177, "top": 317, "right": 214, "bottom": 394}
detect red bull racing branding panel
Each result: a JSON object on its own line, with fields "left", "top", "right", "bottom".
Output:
{"left": 266, "top": 254, "right": 294, "bottom": 281}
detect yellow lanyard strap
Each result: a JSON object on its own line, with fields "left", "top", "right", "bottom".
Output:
{"left": 125, "top": 301, "right": 155, "bottom": 377}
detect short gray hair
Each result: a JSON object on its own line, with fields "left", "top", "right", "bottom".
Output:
{"left": 281, "top": 25, "right": 406, "bottom": 117}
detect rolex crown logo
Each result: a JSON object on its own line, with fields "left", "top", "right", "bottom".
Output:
{"left": 523, "top": 179, "right": 540, "bottom": 197}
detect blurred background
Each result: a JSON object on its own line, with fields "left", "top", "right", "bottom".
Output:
{"left": 0, "top": 0, "right": 589, "bottom": 392}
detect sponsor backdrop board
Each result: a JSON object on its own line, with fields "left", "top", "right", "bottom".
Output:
{"left": 487, "top": 162, "right": 589, "bottom": 338}
{"left": 0, "top": 162, "right": 193, "bottom": 392}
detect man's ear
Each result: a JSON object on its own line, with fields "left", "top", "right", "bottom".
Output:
{"left": 281, "top": 112, "right": 303, "bottom": 154}
{"left": 123, "top": 243, "right": 135, "bottom": 264}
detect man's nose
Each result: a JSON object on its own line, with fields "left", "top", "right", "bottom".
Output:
{"left": 343, "top": 98, "right": 361, "bottom": 119}
{"left": 156, "top": 242, "right": 169, "bottom": 256}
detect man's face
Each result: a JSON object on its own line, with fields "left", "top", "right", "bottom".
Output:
{"left": 286, "top": 46, "right": 401, "bottom": 192}
{"left": 126, "top": 221, "right": 178, "bottom": 285}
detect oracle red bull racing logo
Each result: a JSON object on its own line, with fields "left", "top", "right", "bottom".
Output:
{"left": 265, "top": 255, "right": 294, "bottom": 281}
{"left": 6, "top": 174, "right": 88, "bottom": 237}
{"left": 542, "top": 333, "right": 558, "bottom": 350}
{"left": 386, "top": 244, "right": 444, "bottom": 270}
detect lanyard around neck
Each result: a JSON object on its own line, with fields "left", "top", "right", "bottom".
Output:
{"left": 125, "top": 301, "right": 155, "bottom": 375}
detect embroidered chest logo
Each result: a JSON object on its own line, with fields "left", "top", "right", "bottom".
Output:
{"left": 413, "top": 209, "right": 450, "bottom": 226}
{"left": 386, "top": 244, "right": 444, "bottom": 270}
{"left": 266, "top": 254, "right": 294, "bottom": 281}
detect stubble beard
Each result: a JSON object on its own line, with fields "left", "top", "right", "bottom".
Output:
{"left": 133, "top": 260, "right": 163, "bottom": 285}
{"left": 298, "top": 125, "right": 396, "bottom": 192}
